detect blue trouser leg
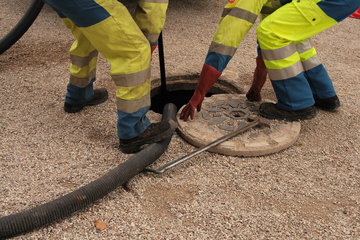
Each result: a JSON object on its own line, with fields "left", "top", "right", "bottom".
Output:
{"left": 65, "top": 80, "right": 95, "bottom": 105}
{"left": 117, "top": 107, "right": 151, "bottom": 139}
{"left": 271, "top": 72, "right": 315, "bottom": 111}
{"left": 304, "top": 64, "right": 336, "bottom": 99}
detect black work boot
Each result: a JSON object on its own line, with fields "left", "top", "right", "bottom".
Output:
{"left": 64, "top": 88, "right": 108, "bottom": 113}
{"left": 314, "top": 95, "right": 340, "bottom": 111}
{"left": 259, "top": 102, "right": 317, "bottom": 121}
{"left": 119, "top": 120, "right": 177, "bottom": 154}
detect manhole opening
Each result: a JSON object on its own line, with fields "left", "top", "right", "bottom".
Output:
{"left": 150, "top": 75, "right": 242, "bottom": 114}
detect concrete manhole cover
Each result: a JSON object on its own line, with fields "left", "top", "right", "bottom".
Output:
{"left": 176, "top": 94, "right": 301, "bottom": 156}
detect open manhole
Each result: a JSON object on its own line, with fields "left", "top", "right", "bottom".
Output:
{"left": 150, "top": 74, "right": 241, "bottom": 114}
{"left": 176, "top": 94, "right": 301, "bottom": 157}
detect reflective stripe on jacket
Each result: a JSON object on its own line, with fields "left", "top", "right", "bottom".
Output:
{"left": 205, "top": 0, "right": 284, "bottom": 72}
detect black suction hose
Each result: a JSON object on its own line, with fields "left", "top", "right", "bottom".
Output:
{"left": 0, "top": 0, "right": 44, "bottom": 54}
{"left": 158, "top": 32, "right": 167, "bottom": 98}
{"left": 0, "top": 103, "right": 178, "bottom": 239}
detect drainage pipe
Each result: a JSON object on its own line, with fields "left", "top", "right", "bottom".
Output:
{"left": 0, "top": 0, "right": 44, "bottom": 54}
{"left": 0, "top": 103, "right": 178, "bottom": 239}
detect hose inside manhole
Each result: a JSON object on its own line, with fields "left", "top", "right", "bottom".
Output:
{"left": 0, "top": 103, "right": 178, "bottom": 239}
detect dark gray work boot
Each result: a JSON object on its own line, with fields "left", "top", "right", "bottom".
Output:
{"left": 119, "top": 120, "right": 176, "bottom": 154}
{"left": 64, "top": 88, "right": 108, "bottom": 113}
{"left": 314, "top": 95, "right": 340, "bottom": 111}
{"left": 259, "top": 102, "right": 317, "bottom": 121}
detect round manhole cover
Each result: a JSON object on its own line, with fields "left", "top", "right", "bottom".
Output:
{"left": 176, "top": 94, "right": 301, "bottom": 156}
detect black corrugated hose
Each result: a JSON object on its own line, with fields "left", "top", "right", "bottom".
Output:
{"left": 0, "top": 0, "right": 44, "bottom": 54}
{"left": 0, "top": 103, "right": 178, "bottom": 239}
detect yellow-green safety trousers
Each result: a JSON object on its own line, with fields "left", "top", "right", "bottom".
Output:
{"left": 44, "top": 0, "right": 168, "bottom": 139}
{"left": 257, "top": 0, "right": 359, "bottom": 110}
{"left": 204, "top": 0, "right": 326, "bottom": 97}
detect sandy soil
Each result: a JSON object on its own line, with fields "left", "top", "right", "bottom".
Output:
{"left": 1, "top": 1, "right": 359, "bottom": 239}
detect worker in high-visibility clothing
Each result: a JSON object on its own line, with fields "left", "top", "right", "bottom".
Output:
{"left": 256, "top": 0, "right": 360, "bottom": 121}
{"left": 180, "top": 0, "right": 328, "bottom": 121}
{"left": 180, "top": 0, "right": 283, "bottom": 121}
{"left": 42, "top": 0, "right": 174, "bottom": 153}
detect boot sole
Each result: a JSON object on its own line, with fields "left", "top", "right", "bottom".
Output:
{"left": 259, "top": 109, "right": 317, "bottom": 121}
{"left": 314, "top": 103, "right": 340, "bottom": 112}
{"left": 120, "top": 120, "right": 177, "bottom": 154}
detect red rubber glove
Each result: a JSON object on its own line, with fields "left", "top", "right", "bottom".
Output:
{"left": 151, "top": 44, "right": 157, "bottom": 55}
{"left": 180, "top": 64, "right": 222, "bottom": 121}
{"left": 246, "top": 55, "right": 268, "bottom": 102}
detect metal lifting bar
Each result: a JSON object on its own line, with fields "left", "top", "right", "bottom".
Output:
{"left": 144, "top": 118, "right": 269, "bottom": 174}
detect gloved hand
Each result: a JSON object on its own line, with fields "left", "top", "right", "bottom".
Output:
{"left": 180, "top": 64, "right": 222, "bottom": 121}
{"left": 151, "top": 44, "right": 157, "bottom": 55}
{"left": 246, "top": 55, "right": 268, "bottom": 102}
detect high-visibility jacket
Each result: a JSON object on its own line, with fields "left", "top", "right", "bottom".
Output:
{"left": 205, "top": 0, "right": 283, "bottom": 72}
{"left": 257, "top": 0, "right": 359, "bottom": 111}
{"left": 43, "top": 0, "right": 168, "bottom": 139}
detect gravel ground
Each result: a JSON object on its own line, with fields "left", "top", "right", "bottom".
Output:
{"left": 1, "top": 1, "right": 359, "bottom": 239}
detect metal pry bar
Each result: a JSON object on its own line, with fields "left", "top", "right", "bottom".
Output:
{"left": 144, "top": 117, "right": 269, "bottom": 174}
